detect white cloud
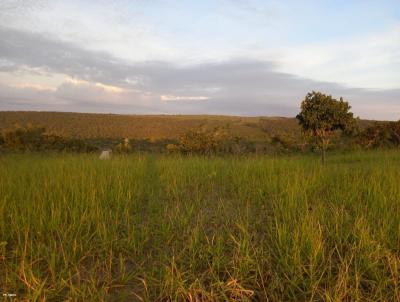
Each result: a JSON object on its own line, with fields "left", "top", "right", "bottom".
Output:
{"left": 64, "top": 78, "right": 124, "bottom": 93}
{"left": 275, "top": 25, "right": 400, "bottom": 89}
{"left": 0, "top": 68, "right": 67, "bottom": 90}
{"left": 161, "top": 95, "right": 209, "bottom": 101}
{"left": 0, "top": 1, "right": 179, "bottom": 63}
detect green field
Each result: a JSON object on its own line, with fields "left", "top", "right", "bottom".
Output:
{"left": 1, "top": 151, "right": 399, "bottom": 301}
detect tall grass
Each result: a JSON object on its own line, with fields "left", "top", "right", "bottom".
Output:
{"left": 0, "top": 151, "right": 399, "bottom": 301}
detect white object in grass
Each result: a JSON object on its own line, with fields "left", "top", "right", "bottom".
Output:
{"left": 99, "top": 150, "right": 112, "bottom": 159}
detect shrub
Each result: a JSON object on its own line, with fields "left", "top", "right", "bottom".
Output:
{"left": 169, "top": 126, "right": 240, "bottom": 155}
{"left": 358, "top": 121, "right": 400, "bottom": 148}
{"left": 1, "top": 124, "right": 98, "bottom": 152}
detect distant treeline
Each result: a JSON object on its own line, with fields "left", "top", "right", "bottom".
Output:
{"left": 0, "top": 124, "right": 175, "bottom": 153}
{"left": 0, "top": 121, "right": 399, "bottom": 155}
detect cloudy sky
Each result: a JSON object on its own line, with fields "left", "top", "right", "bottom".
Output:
{"left": 0, "top": 0, "right": 399, "bottom": 120}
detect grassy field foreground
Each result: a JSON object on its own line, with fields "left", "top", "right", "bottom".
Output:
{"left": 0, "top": 151, "right": 399, "bottom": 301}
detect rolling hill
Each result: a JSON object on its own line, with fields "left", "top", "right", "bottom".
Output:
{"left": 0, "top": 111, "right": 304, "bottom": 141}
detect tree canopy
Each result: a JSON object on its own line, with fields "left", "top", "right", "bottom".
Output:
{"left": 296, "top": 91, "right": 355, "bottom": 163}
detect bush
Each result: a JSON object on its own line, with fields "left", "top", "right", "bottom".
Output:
{"left": 0, "top": 124, "right": 98, "bottom": 152}
{"left": 115, "top": 138, "right": 133, "bottom": 153}
{"left": 271, "top": 134, "right": 303, "bottom": 152}
{"left": 358, "top": 121, "right": 400, "bottom": 149}
{"left": 1, "top": 124, "right": 45, "bottom": 151}
{"left": 167, "top": 126, "right": 244, "bottom": 155}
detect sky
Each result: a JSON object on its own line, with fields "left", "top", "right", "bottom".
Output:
{"left": 0, "top": 0, "right": 399, "bottom": 120}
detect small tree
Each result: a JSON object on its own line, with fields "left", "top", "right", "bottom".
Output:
{"left": 116, "top": 137, "right": 132, "bottom": 153}
{"left": 296, "top": 91, "right": 355, "bottom": 163}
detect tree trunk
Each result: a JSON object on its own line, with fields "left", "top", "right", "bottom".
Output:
{"left": 320, "top": 136, "right": 328, "bottom": 164}
{"left": 317, "top": 132, "right": 329, "bottom": 164}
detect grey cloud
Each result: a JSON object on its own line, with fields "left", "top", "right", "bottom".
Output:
{"left": 0, "top": 83, "right": 167, "bottom": 114}
{"left": 0, "top": 82, "right": 56, "bottom": 104}
{"left": 0, "top": 26, "right": 399, "bottom": 120}
{"left": 0, "top": 26, "right": 146, "bottom": 87}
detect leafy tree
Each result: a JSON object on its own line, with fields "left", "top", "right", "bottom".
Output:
{"left": 296, "top": 91, "right": 355, "bottom": 163}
